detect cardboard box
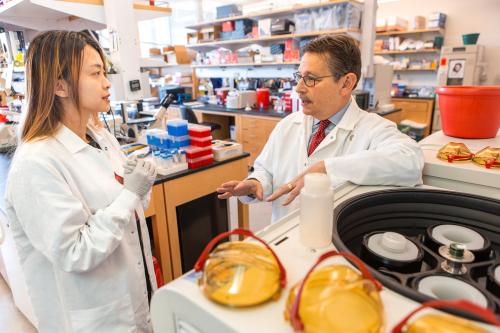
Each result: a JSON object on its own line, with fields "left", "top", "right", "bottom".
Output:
{"left": 149, "top": 48, "right": 162, "bottom": 56}
{"left": 162, "top": 46, "right": 174, "bottom": 54}
{"left": 150, "top": 86, "right": 159, "bottom": 98}
{"left": 412, "top": 16, "right": 426, "bottom": 30}
{"left": 164, "top": 45, "right": 196, "bottom": 64}
{"left": 374, "top": 39, "right": 384, "bottom": 52}
{"left": 186, "top": 32, "right": 201, "bottom": 45}
{"left": 0, "top": 91, "right": 7, "bottom": 107}
{"left": 199, "top": 25, "right": 221, "bottom": 42}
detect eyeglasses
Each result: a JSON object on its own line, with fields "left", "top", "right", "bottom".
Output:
{"left": 293, "top": 72, "right": 336, "bottom": 87}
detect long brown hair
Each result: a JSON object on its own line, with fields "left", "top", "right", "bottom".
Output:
{"left": 22, "top": 30, "right": 107, "bottom": 142}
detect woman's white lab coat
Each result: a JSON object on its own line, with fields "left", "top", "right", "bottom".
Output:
{"left": 242, "top": 97, "right": 424, "bottom": 222}
{"left": 5, "top": 124, "right": 157, "bottom": 333}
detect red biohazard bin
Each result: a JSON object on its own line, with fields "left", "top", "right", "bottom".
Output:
{"left": 436, "top": 86, "right": 500, "bottom": 139}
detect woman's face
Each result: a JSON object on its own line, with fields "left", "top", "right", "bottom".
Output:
{"left": 78, "top": 45, "right": 111, "bottom": 115}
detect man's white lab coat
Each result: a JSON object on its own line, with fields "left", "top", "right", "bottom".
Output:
{"left": 5, "top": 125, "right": 156, "bottom": 332}
{"left": 242, "top": 97, "right": 424, "bottom": 221}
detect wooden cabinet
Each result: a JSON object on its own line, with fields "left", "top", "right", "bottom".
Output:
{"left": 392, "top": 98, "right": 434, "bottom": 137}
{"left": 237, "top": 115, "right": 280, "bottom": 166}
{"left": 381, "top": 110, "right": 403, "bottom": 124}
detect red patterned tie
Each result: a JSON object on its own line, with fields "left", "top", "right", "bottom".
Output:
{"left": 308, "top": 119, "right": 330, "bottom": 156}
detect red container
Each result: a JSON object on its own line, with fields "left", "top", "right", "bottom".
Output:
{"left": 188, "top": 124, "right": 211, "bottom": 138}
{"left": 436, "top": 86, "right": 500, "bottom": 139}
{"left": 257, "top": 88, "right": 270, "bottom": 109}
{"left": 183, "top": 145, "right": 213, "bottom": 159}
{"left": 188, "top": 154, "right": 214, "bottom": 169}
{"left": 190, "top": 136, "right": 213, "bottom": 147}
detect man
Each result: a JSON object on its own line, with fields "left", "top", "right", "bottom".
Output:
{"left": 217, "top": 34, "right": 424, "bottom": 222}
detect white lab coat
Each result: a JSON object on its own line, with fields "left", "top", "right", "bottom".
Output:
{"left": 242, "top": 97, "right": 424, "bottom": 221}
{"left": 5, "top": 124, "right": 157, "bottom": 333}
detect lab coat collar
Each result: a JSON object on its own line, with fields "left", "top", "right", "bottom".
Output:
{"left": 54, "top": 125, "right": 88, "bottom": 154}
{"left": 335, "top": 96, "right": 363, "bottom": 131}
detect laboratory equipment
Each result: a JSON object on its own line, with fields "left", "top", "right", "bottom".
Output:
{"left": 333, "top": 188, "right": 500, "bottom": 316}
{"left": 194, "top": 229, "right": 285, "bottom": 307}
{"left": 284, "top": 251, "right": 384, "bottom": 333}
{"left": 362, "top": 63, "right": 394, "bottom": 109}
{"left": 150, "top": 184, "right": 500, "bottom": 333}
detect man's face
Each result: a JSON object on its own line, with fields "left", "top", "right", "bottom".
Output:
{"left": 295, "top": 52, "right": 350, "bottom": 120}
{"left": 78, "top": 45, "right": 111, "bottom": 115}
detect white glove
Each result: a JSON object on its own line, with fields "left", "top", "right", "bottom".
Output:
{"left": 123, "top": 158, "right": 157, "bottom": 198}
{"left": 124, "top": 155, "right": 138, "bottom": 175}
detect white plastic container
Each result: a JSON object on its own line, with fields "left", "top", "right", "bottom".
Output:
{"left": 299, "top": 173, "right": 334, "bottom": 248}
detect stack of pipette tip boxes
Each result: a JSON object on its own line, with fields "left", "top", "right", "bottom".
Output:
{"left": 145, "top": 119, "right": 191, "bottom": 175}
{"left": 183, "top": 124, "right": 214, "bottom": 169}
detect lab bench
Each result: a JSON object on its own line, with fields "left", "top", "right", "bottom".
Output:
{"left": 146, "top": 153, "right": 250, "bottom": 281}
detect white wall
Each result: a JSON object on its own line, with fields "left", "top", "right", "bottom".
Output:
{"left": 378, "top": 0, "right": 500, "bottom": 86}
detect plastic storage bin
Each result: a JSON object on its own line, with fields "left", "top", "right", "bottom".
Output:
{"left": 190, "top": 136, "right": 213, "bottom": 147}
{"left": 188, "top": 154, "right": 214, "bottom": 169}
{"left": 436, "top": 86, "right": 500, "bottom": 139}
{"left": 167, "top": 119, "right": 188, "bottom": 136}
{"left": 182, "top": 145, "right": 213, "bottom": 159}
{"left": 463, "top": 33, "right": 480, "bottom": 45}
{"left": 188, "top": 124, "right": 211, "bottom": 138}
{"left": 398, "top": 120, "right": 427, "bottom": 141}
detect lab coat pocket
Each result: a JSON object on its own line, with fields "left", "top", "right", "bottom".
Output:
{"left": 69, "top": 294, "right": 136, "bottom": 333}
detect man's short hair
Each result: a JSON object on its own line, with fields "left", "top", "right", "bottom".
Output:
{"left": 303, "top": 34, "right": 362, "bottom": 88}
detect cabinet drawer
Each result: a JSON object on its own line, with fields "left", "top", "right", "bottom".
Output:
{"left": 392, "top": 99, "right": 434, "bottom": 137}
{"left": 241, "top": 117, "right": 279, "bottom": 131}
{"left": 239, "top": 116, "right": 279, "bottom": 165}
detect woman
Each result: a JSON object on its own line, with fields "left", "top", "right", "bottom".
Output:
{"left": 5, "top": 31, "right": 157, "bottom": 332}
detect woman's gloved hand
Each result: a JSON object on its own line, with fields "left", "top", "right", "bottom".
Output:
{"left": 123, "top": 157, "right": 157, "bottom": 198}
